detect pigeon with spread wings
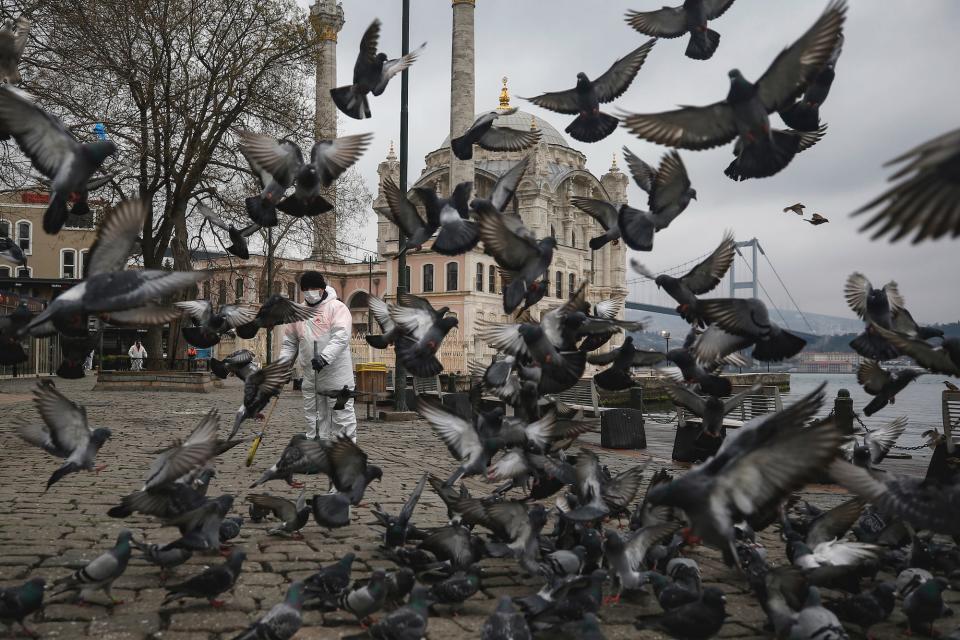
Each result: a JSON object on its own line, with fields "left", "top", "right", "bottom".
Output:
{"left": 235, "top": 295, "right": 317, "bottom": 340}
{"left": 238, "top": 131, "right": 302, "bottom": 227}
{"left": 277, "top": 133, "right": 373, "bottom": 218}
{"left": 451, "top": 106, "right": 541, "bottom": 161}
{"left": 625, "top": 0, "right": 737, "bottom": 60}
{"left": 622, "top": 147, "right": 697, "bottom": 230}
{"left": 176, "top": 299, "right": 257, "bottom": 348}
{"left": 196, "top": 202, "right": 260, "bottom": 260}
{"left": 232, "top": 358, "right": 293, "bottom": 438}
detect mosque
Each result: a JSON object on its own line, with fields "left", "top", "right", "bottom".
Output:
{"left": 198, "top": 0, "right": 627, "bottom": 370}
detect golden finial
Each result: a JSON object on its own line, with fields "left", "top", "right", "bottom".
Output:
{"left": 498, "top": 76, "right": 510, "bottom": 110}
{"left": 611, "top": 153, "right": 619, "bottom": 171}
{"left": 387, "top": 140, "right": 396, "bottom": 160}
{"left": 530, "top": 115, "right": 537, "bottom": 131}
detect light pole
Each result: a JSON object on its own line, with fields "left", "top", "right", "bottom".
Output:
{"left": 660, "top": 330, "right": 671, "bottom": 352}
{"left": 394, "top": 0, "right": 410, "bottom": 412}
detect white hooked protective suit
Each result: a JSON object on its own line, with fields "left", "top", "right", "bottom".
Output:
{"left": 279, "top": 286, "right": 357, "bottom": 441}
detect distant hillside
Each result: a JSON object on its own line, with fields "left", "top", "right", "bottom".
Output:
{"left": 626, "top": 306, "right": 863, "bottom": 338}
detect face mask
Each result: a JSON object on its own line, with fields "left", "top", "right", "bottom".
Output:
{"left": 304, "top": 289, "right": 324, "bottom": 305}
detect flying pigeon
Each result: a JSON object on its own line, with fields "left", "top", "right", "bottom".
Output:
{"left": 625, "top": 0, "right": 737, "bottom": 60}
{"left": 232, "top": 358, "right": 293, "bottom": 437}
{"left": 250, "top": 434, "right": 330, "bottom": 488}
{"left": 196, "top": 202, "right": 260, "bottom": 259}
{"left": 470, "top": 154, "right": 531, "bottom": 214}
{"left": 841, "top": 416, "right": 907, "bottom": 468}
{"left": 275, "top": 133, "right": 373, "bottom": 218}
{"left": 380, "top": 177, "right": 439, "bottom": 256}
{"left": 853, "top": 125, "right": 960, "bottom": 243}
{"left": 783, "top": 203, "right": 805, "bottom": 215}
{"left": 15, "top": 381, "right": 112, "bottom": 490}
{"left": 451, "top": 107, "right": 541, "bottom": 160}
{"left": 246, "top": 492, "right": 310, "bottom": 538}
{"left": 209, "top": 348, "right": 258, "bottom": 381}
{"left": 697, "top": 297, "right": 807, "bottom": 362}
{"left": 0, "top": 86, "right": 117, "bottom": 233}
{"left": 371, "top": 472, "right": 427, "bottom": 548}
{"left": 234, "top": 294, "right": 317, "bottom": 340}
{"left": 141, "top": 409, "right": 220, "bottom": 491}
{"left": 163, "top": 494, "right": 236, "bottom": 553}
{"left": 0, "top": 577, "right": 45, "bottom": 638}
{"left": 162, "top": 549, "right": 246, "bottom": 607}
{"left": 856, "top": 360, "right": 922, "bottom": 416}
{"left": 419, "top": 399, "right": 505, "bottom": 486}
{"left": 324, "top": 436, "right": 383, "bottom": 505}
{"left": 0, "top": 236, "right": 26, "bottom": 266}
{"left": 664, "top": 381, "right": 762, "bottom": 438}
{"left": 870, "top": 324, "right": 960, "bottom": 377}
{"left": 22, "top": 200, "right": 207, "bottom": 337}
{"left": 231, "top": 581, "right": 305, "bottom": 640}
{"left": 175, "top": 299, "right": 257, "bottom": 349}
{"left": 463, "top": 501, "right": 547, "bottom": 573}
{"left": 621, "top": 1, "right": 844, "bottom": 180}
{"left": 604, "top": 522, "right": 682, "bottom": 595}
{"left": 331, "top": 19, "right": 425, "bottom": 120}
{"left": 52, "top": 530, "right": 132, "bottom": 605}
{"left": 631, "top": 230, "right": 735, "bottom": 326}
{"left": 646, "top": 386, "right": 842, "bottom": 565}
{"left": 805, "top": 213, "right": 829, "bottom": 225}
{"left": 412, "top": 181, "right": 479, "bottom": 256}
{"left": 524, "top": 40, "right": 656, "bottom": 143}
{"left": 0, "top": 15, "right": 30, "bottom": 85}
{"left": 622, "top": 147, "right": 697, "bottom": 229}
{"left": 390, "top": 294, "right": 459, "bottom": 377}
{"left": 779, "top": 33, "right": 844, "bottom": 131}
{"left": 238, "top": 131, "right": 302, "bottom": 227}
{"left": 570, "top": 195, "right": 652, "bottom": 251}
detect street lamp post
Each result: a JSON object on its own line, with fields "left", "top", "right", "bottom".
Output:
{"left": 660, "top": 330, "right": 671, "bottom": 353}
{"left": 393, "top": 0, "right": 410, "bottom": 412}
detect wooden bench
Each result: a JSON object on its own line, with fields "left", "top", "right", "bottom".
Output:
{"left": 555, "top": 378, "right": 602, "bottom": 416}
{"left": 676, "top": 385, "right": 782, "bottom": 430}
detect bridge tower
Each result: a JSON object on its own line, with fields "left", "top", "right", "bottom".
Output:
{"left": 729, "top": 238, "right": 763, "bottom": 299}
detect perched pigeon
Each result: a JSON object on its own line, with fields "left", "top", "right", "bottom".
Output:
{"left": 413, "top": 181, "right": 479, "bottom": 256}
{"left": 824, "top": 582, "right": 896, "bottom": 633}
{"left": 631, "top": 231, "right": 734, "bottom": 326}
{"left": 570, "top": 195, "right": 653, "bottom": 251}
{"left": 625, "top": 0, "right": 737, "bottom": 60}
{"left": 664, "top": 381, "right": 762, "bottom": 438}
{"left": 417, "top": 525, "right": 485, "bottom": 571}
{"left": 635, "top": 586, "right": 727, "bottom": 639}
{"left": 779, "top": 33, "right": 843, "bottom": 131}
{"left": 311, "top": 492, "right": 352, "bottom": 529}
{"left": 365, "top": 584, "right": 431, "bottom": 640}
{"left": 250, "top": 434, "right": 329, "bottom": 488}
{"left": 162, "top": 549, "right": 246, "bottom": 607}
{"left": 0, "top": 236, "right": 26, "bottom": 266}
{"left": 524, "top": 40, "right": 656, "bottom": 142}
{"left": 646, "top": 386, "right": 841, "bottom": 565}
{"left": 15, "top": 381, "right": 112, "bottom": 490}
{"left": 786, "top": 587, "right": 848, "bottom": 640}
{"left": 805, "top": 213, "right": 829, "bottom": 225}
{"left": 903, "top": 576, "right": 951, "bottom": 636}
{"left": 853, "top": 125, "right": 960, "bottom": 243}
{"left": 22, "top": 200, "right": 206, "bottom": 337}
{"left": 276, "top": 133, "right": 373, "bottom": 218}
{"left": 697, "top": 297, "right": 807, "bottom": 362}
{"left": 482, "top": 595, "right": 531, "bottom": 640}
{"left": 0, "top": 86, "right": 117, "bottom": 233}
{"left": 235, "top": 295, "right": 317, "bottom": 340}
{"left": 209, "top": 349, "right": 258, "bottom": 381}
{"left": 331, "top": 19, "right": 425, "bottom": 120}
{"left": 339, "top": 569, "right": 388, "bottom": 623}
{"left": 371, "top": 472, "right": 427, "bottom": 547}
{"left": 305, "top": 554, "right": 355, "bottom": 602}
{"left": 856, "top": 360, "right": 923, "bottom": 416}
{"left": 0, "top": 577, "right": 44, "bottom": 637}
{"left": 621, "top": 2, "right": 844, "bottom": 180}
{"left": 131, "top": 539, "right": 192, "bottom": 581}
{"left": 622, "top": 147, "right": 697, "bottom": 230}
{"left": 197, "top": 202, "right": 260, "bottom": 260}
{"left": 232, "top": 358, "right": 293, "bottom": 437}
{"left": 452, "top": 107, "right": 541, "bottom": 160}
{"left": 238, "top": 131, "right": 302, "bottom": 227}
{"left": 52, "top": 530, "right": 132, "bottom": 605}
{"left": 246, "top": 493, "right": 310, "bottom": 538}
{"left": 176, "top": 299, "right": 257, "bottom": 349}
{"left": 829, "top": 460, "right": 960, "bottom": 536}
{"left": 231, "top": 581, "right": 305, "bottom": 640}
{"left": 784, "top": 203, "right": 805, "bottom": 215}
{"left": 0, "top": 16, "right": 30, "bottom": 85}
{"left": 430, "top": 568, "right": 482, "bottom": 610}
{"left": 870, "top": 324, "right": 960, "bottom": 377}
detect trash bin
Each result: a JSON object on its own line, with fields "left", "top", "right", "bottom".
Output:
{"left": 672, "top": 424, "right": 725, "bottom": 463}
{"left": 600, "top": 408, "right": 646, "bottom": 449}
{"left": 355, "top": 362, "right": 387, "bottom": 405}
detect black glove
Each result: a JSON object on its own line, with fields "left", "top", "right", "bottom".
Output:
{"left": 311, "top": 356, "right": 328, "bottom": 372}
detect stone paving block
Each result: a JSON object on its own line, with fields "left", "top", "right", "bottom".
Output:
{"left": 167, "top": 610, "right": 251, "bottom": 633}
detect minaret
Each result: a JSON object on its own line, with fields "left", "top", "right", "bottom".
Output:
{"left": 374, "top": 142, "right": 400, "bottom": 258}
{"left": 600, "top": 153, "right": 629, "bottom": 302}
{"left": 449, "top": 0, "right": 476, "bottom": 189}
{"left": 309, "top": 0, "right": 344, "bottom": 259}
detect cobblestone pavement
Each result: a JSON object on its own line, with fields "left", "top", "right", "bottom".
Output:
{"left": 0, "top": 377, "right": 956, "bottom": 639}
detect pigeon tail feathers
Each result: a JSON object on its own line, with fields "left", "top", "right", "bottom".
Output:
{"left": 565, "top": 111, "right": 619, "bottom": 143}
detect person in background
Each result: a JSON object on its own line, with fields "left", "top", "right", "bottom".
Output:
{"left": 83, "top": 349, "right": 94, "bottom": 371}
{"left": 279, "top": 271, "right": 357, "bottom": 441}
{"left": 186, "top": 345, "right": 197, "bottom": 371}
{"left": 128, "top": 340, "right": 147, "bottom": 371}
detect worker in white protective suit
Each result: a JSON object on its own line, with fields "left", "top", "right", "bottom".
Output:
{"left": 279, "top": 271, "right": 357, "bottom": 441}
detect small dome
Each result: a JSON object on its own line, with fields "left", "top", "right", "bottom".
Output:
{"left": 441, "top": 109, "right": 569, "bottom": 149}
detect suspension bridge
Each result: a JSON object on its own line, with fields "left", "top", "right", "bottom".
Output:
{"left": 625, "top": 238, "right": 817, "bottom": 336}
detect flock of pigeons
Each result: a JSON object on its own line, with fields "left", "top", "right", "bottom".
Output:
{"left": 2, "top": 0, "right": 960, "bottom": 638}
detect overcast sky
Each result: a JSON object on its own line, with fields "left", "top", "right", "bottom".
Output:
{"left": 296, "top": 0, "right": 960, "bottom": 323}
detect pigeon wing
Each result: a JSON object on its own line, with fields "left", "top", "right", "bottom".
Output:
{"left": 524, "top": 87, "right": 581, "bottom": 116}
{"left": 329, "top": 437, "right": 368, "bottom": 493}
{"left": 624, "top": 6, "right": 688, "bottom": 38}
{"left": 477, "top": 206, "right": 540, "bottom": 271}
{"left": 872, "top": 325, "right": 960, "bottom": 376}
{"left": 311, "top": 132, "right": 373, "bottom": 184}
{"left": 87, "top": 199, "right": 149, "bottom": 276}
{"left": 680, "top": 231, "right": 736, "bottom": 294}
{"left": 419, "top": 399, "right": 482, "bottom": 463}
{"left": 664, "top": 382, "right": 707, "bottom": 417}
{"left": 621, "top": 101, "right": 738, "bottom": 150}
{"left": 489, "top": 155, "right": 531, "bottom": 212}
{"left": 238, "top": 130, "right": 301, "bottom": 181}
{"left": 477, "top": 321, "right": 529, "bottom": 358}
{"left": 623, "top": 522, "right": 683, "bottom": 570}
{"left": 843, "top": 272, "right": 872, "bottom": 318}
{"left": 856, "top": 360, "right": 890, "bottom": 395}
{"left": 219, "top": 305, "right": 258, "bottom": 329}
{"left": 32, "top": 382, "right": 90, "bottom": 455}
{"left": 175, "top": 300, "right": 212, "bottom": 324}
{"left": 382, "top": 178, "right": 426, "bottom": 236}
{"left": 368, "top": 295, "right": 395, "bottom": 333}
{"left": 622, "top": 146, "right": 656, "bottom": 193}
{"left": 196, "top": 203, "right": 231, "bottom": 231}
{"left": 0, "top": 86, "right": 78, "bottom": 178}
{"left": 591, "top": 39, "right": 657, "bottom": 103}
{"left": 247, "top": 494, "right": 297, "bottom": 523}
{"left": 805, "top": 497, "right": 865, "bottom": 547}
{"left": 650, "top": 151, "right": 692, "bottom": 217}
{"left": 570, "top": 197, "right": 618, "bottom": 231}
{"left": 374, "top": 43, "right": 425, "bottom": 96}
{"left": 865, "top": 416, "right": 907, "bottom": 464}
{"left": 478, "top": 125, "right": 540, "bottom": 153}
{"left": 399, "top": 473, "right": 428, "bottom": 525}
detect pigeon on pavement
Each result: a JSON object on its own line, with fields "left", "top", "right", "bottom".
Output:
{"left": 331, "top": 19, "right": 425, "bottom": 120}
{"left": 162, "top": 549, "right": 246, "bottom": 607}
{"left": 131, "top": 539, "right": 192, "bottom": 581}
{"left": 246, "top": 492, "right": 310, "bottom": 538}
{"left": 635, "top": 586, "right": 727, "bottom": 639}
{"left": 304, "top": 553, "right": 355, "bottom": 603}
{"left": 364, "top": 584, "right": 431, "bottom": 640}
{"left": 482, "top": 595, "right": 531, "bottom": 640}
{"left": 339, "top": 569, "right": 388, "bottom": 623}
{"left": 604, "top": 522, "right": 683, "bottom": 595}
{"left": 15, "top": 381, "right": 112, "bottom": 490}
{"left": 621, "top": 2, "right": 844, "bottom": 180}
{"left": 371, "top": 472, "right": 427, "bottom": 548}
{"left": 452, "top": 107, "right": 541, "bottom": 160}
{"left": 231, "top": 581, "right": 305, "bottom": 640}
{"left": 52, "top": 530, "right": 133, "bottom": 605}
{"left": 524, "top": 40, "right": 656, "bottom": 142}
{"left": 0, "top": 577, "right": 45, "bottom": 637}
{"left": 625, "top": 0, "right": 737, "bottom": 60}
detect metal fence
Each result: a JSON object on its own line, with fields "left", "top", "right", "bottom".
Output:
{"left": 350, "top": 335, "right": 484, "bottom": 376}
{"left": 0, "top": 334, "right": 60, "bottom": 378}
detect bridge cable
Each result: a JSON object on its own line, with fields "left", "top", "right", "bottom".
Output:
{"left": 732, "top": 250, "right": 792, "bottom": 330}
{"left": 760, "top": 252, "right": 815, "bottom": 334}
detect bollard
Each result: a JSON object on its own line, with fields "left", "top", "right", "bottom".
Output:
{"left": 834, "top": 388, "right": 855, "bottom": 435}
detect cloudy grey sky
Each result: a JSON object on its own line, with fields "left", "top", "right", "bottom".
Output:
{"left": 296, "top": 0, "right": 960, "bottom": 323}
